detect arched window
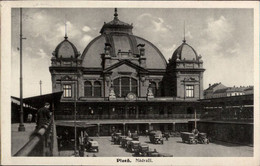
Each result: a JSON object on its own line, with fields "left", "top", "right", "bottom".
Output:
{"left": 94, "top": 81, "right": 101, "bottom": 97}
{"left": 131, "top": 78, "right": 138, "bottom": 95}
{"left": 113, "top": 77, "right": 138, "bottom": 97}
{"left": 158, "top": 81, "right": 163, "bottom": 97}
{"left": 114, "top": 78, "right": 120, "bottom": 97}
{"left": 84, "top": 81, "right": 92, "bottom": 97}
{"left": 121, "top": 77, "right": 130, "bottom": 97}
{"left": 150, "top": 82, "right": 157, "bottom": 96}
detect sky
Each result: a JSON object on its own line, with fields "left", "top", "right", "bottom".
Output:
{"left": 11, "top": 8, "right": 254, "bottom": 98}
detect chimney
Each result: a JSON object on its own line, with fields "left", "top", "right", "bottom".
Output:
{"left": 209, "top": 84, "right": 211, "bottom": 87}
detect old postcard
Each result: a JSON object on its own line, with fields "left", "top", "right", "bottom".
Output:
{"left": 1, "top": 1, "right": 259, "bottom": 165}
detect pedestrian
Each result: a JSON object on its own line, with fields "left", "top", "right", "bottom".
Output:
{"left": 128, "top": 130, "right": 131, "bottom": 137}
{"left": 36, "top": 102, "right": 51, "bottom": 129}
{"left": 27, "top": 113, "right": 32, "bottom": 123}
{"left": 145, "top": 129, "right": 148, "bottom": 137}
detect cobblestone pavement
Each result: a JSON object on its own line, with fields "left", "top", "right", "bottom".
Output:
{"left": 59, "top": 136, "right": 253, "bottom": 157}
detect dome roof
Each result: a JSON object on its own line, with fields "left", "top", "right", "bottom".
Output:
{"left": 172, "top": 41, "right": 199, "bottom": 61}
{"left": 53, "top": 37, "right": 80, "bottom": 58}
{"left": 81, "top": 34, "right": 167, "bottom": 69}
{"left": 80, "top": 8, "right": 167, "bottom": 69}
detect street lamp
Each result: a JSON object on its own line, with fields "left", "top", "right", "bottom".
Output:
{"left": 18, "top": 8, "right": 26, "bottom": 132}
{"left": 74, "top": 59, "right": 79, "bottom": 156}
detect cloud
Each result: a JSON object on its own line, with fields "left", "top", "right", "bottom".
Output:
{"left": 36, "top": 49, "right": 48, "bottom": 59}
{"left": 56, "top": 21, "right": 81, "bottom": 39}
{"left": 82, "top": 26, "right": 91, "bottom": 32}
{"left": 185, "top": 31, "right": 193, "bottom": 39}
{"left": 80, "top": 35, "right": 93, "bottom": 48}
{"left": 135, "top": 13, "right": 175, "bottom": 59}
{"left": 198, "top": 16, "right": 235, "bottom": 58}
{"left": 159, "top": 44, "right": 177, "bottom": 61}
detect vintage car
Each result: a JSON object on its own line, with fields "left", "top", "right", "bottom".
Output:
{"left": 149, "top": 131, "right": 164, "bottom": 144}
{"left": 198, "top": 133, "right": 209, "bottom": 144}
{"left": 121, "top": 137, "right": 133, "bottom": 148}
{"left": 111, "top": 132, "right": 121, "bottom": 143}
{"left": 127, "top": 140, "right": 140, "bottom": 152}
{"left": 180, "top": 132, "right": 197, "bottom": 144}
{"left": 118, "top": 135, "right": 127, "bottom": 145}
{"left": 114, "top": 133, "right": 122, "bottom": 144}
{"left": 85, "top": 139, "right": 99, "bottom": 152}
{"left": 131, "top": 133, "right": 139, "bottom": 141}
{"left": 134, "top": 143, "right": 149, "bottom": 156}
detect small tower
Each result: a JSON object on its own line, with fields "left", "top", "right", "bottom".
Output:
{"left": 165, "top": 39, "right": 205, "bottom": 100}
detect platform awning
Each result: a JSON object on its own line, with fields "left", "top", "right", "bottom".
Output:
{"left": 11, "top": 91, "right": 63, "bottom": 109}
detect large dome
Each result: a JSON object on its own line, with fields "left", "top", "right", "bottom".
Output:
{"left": 172, "top": 41, "right": 199, "bottom": 61}
{"left": 53, "top": 37, "right": 80, "bottom": 58}
{"left": 80, "top": 9, "right": 167, "bottom": 69}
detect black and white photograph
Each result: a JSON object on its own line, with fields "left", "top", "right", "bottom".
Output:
{"left": 1, "top": 1, "right": 259, "bottom": 166}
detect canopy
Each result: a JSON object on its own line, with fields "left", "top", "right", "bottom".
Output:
{"left": 12, "top": 91, "right": 63, "bottom": 109}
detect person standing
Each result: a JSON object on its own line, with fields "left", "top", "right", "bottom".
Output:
{"left": 36, "top": 102, "right": 51, "bottom": 129}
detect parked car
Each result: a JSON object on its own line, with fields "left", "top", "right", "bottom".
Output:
{"left": 149, "top": 131, "right": 164, "bottom": 144}
{"left": 180, "top": 132, "right": 197, "bottom": 144}
{"left": 114, "top": 133, "right": 122, "bottom": 144}
{"left": 198, "top": 133, "right": 209, "bottom": 144}
{"left": 119, "top": 135, "right": 127, "bottom": 145}
{"left": 85, "top": 139, "right": 99, "bottom": 152}
{"left": 127, "top": 140, "right": 140, "bottom": 152}
{"left": 135, "top": 143, "right": 149, "bottom": 156}
{"left": 121, "top": 137, "right": 133, "bottom": 148}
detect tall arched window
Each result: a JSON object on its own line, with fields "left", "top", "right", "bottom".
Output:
{"left": 121, "top": 77, "right": 130, "bottom": 97}
{"left": 150, "top": 82, "right": 157, "bottom": 96}
{"left": 114, "top": 78, "right": 120, "bottom": 97}
{"left": 84, "top": 81, "right": 92, "bottom": 97}
{"left": 157, "top": 81, "right": 162, "bottom": 97}
{"left": 94, "top": 81, "right": 101, "bottom": 97}
{"left": 131, "top": 78, "right": 138, "bottom": 95}
{"left": 113, "top": 77, "right": 138, "bottom": 97}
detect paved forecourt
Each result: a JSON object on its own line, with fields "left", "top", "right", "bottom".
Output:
{"left": 59, "top": 136, "right": 253, "bottom": 157}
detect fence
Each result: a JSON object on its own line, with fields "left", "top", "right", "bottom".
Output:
{"left": 14, "top": 117, "right": 58, "bottom": 156}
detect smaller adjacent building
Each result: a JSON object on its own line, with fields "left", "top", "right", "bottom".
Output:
{"left": 204, "top": 83, "right": 253, "bottom": 99}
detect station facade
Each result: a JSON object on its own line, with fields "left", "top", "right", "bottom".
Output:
{"left": 49, "top": 9, "right": 205, "bottom": 136}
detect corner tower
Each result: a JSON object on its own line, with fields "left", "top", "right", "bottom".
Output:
{"left": 164, "top": 39, "right": 205, "bottom": 100}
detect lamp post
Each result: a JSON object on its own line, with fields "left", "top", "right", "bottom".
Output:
{"left": 40, "top": 80, "right": 42, "bottom": 95}
{"left": 18, "top": 8, "right": 26, "bottom": 131}
{"left": 74, "top": 59, "right": 78, "bottom": 156}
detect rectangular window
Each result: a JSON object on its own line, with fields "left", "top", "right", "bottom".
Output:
{"left": 186, "top": 85, "right": 194, "bottom": 98}
{"left": 63, "top": 84, "right": 72, "bottom": 98}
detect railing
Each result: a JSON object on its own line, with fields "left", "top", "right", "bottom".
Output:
{"left": 14, "top": 117, "right": 58, "bottom": 156}
{"left": 55, "top": 114, "right": 201, "bottom": 120}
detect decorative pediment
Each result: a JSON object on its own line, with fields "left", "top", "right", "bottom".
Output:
{"left": 183, "top": 77, "right": 197, "bottom": 82}
{"left": 61, "top": 75, "right": 73, "bottom": 81}
{"left": 103, "top": 59, "right": 149, "bottom": 74}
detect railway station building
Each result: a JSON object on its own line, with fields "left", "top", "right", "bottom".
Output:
{"left": 49, "top": 8, "right": 206, "bottom": 136}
